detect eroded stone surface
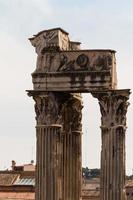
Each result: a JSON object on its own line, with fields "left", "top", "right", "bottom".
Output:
{"left": 28, "top": 27, "right": 130, "bottom": 200}
{"left": 29, "top": 28, "right": 117, "bottom": 92}
{"left": 92, "top": 89, "right": 130, "bottom": 200}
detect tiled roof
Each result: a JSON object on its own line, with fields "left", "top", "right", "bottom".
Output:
{"left": 0, "top": 174, "right": 18, "bottom": 185}
{"left": 0, "top": 170, "right": 35, "bottom": 187}
{"left": 14, "top": 178, "right": 35, "bottom": 186}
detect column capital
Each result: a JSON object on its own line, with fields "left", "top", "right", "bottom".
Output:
{"left": 61, "top": 94, "right": 83, "bottom": 132}
{"left": 27, "top": 90, "right": 83, "bottom": 128}
{"left": 27, "top": 91, "right": 67, "bottom": 126}
{"left": 92, "top": 89, "right": 130, "bottom": 128}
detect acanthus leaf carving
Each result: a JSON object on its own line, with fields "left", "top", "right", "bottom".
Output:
{"left": 70, "top": 97, "right": 83, "bottom": 131}
{"left": 33, "top": 92, "right": 60, "bottom": 125}
{"left": 33, "top": 92, "right": 81, "bottom": 127}
{"left": 61, "top": 95, "right": 83, "bottom": 132}
{"left": 92, "top": 90, "right": 130, "bottom": 128}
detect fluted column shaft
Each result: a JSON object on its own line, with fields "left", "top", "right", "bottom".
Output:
{"left": 62, "top": 131, "right": 82, "bottom": 200}
{"left": 28, "top": 91, "right": 83, "bottom": 200}
{"left": 29, "top": 91, "right": 66, "bottom": 200}
{"left": 92, "top": 90, "right": 130, "bottom": 200}
{"left": 101, "top": 126, "right": 126, "bottom": 200}
{"left": 62, "top": 94, "right": 83, "bottom": 200}
{"left": 36, "top": 125, "right": 62, "bottom": 200}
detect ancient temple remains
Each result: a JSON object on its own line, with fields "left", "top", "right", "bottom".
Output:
{"left": 27, "top": 28, "right": 130, "bottom": 200}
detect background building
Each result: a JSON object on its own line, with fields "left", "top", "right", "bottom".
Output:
{"left": 0, "top": 161, "right": 35, "bottom": 200}
{"left": 0, "top": 164, "right": 133, "bottom": 200}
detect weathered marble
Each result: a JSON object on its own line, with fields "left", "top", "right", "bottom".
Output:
{"left": 61, "top": 94, "right": 83, "bottom": 200}
{"left": 92, "top": 90, "right": 130, "bottom": 200}
{"left": 28, "top": 91, "right": 64, "bottom": 200}
{"left": 29, "top": 28, "right": 70, "bottom": 53}
{"left": 27, "top": 27, "right": 130, "bottom": 200}
{"left": 29, "top": 28, "right": 117, "bottom": 92}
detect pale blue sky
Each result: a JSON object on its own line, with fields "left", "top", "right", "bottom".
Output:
{"left": 0, "top": 0, "right": 133, "bottom": 175}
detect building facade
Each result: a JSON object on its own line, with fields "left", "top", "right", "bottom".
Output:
{"left": 0, "top": 165, "right": 133, "bottom": 200}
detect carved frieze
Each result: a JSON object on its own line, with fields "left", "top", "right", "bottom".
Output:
{"left": 33, "top": 51, "right": 114, "bottom": 73}
{"left": 57, "top": 54, "right": 89, "bottom": 71}
{"left": 57, "top": 53, "right": 113, "bottom": 72}
{"left": 29, "top": 28, "right": 117, "bottom": 92}
{"left": 31, "top": 50, "right": 116, "bottom": 92}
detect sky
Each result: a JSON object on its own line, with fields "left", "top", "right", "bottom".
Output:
{"left": 0, "top": 0, "right": 133, "bottom": 175}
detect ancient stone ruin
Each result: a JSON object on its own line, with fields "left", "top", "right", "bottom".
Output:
{"left": 27, "top": 28, "right": 130, "bottom": 200}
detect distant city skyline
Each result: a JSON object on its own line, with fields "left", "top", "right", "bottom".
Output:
{"left": 0, "top": 0, "right": 133, "bottom": 175}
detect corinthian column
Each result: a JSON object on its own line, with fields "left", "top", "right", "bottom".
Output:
{"left": 92, "top": 89, "right": 130, "bottom": 200}
{"left": 61, "top": 94, "right": 83, "bottom": 200}
{"left": 28, "top": 91, "right": 66, "bottom": 200}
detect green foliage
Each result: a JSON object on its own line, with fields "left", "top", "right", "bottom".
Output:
{"left": 82, "top": 167, "right": 100, "bottom": 179}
